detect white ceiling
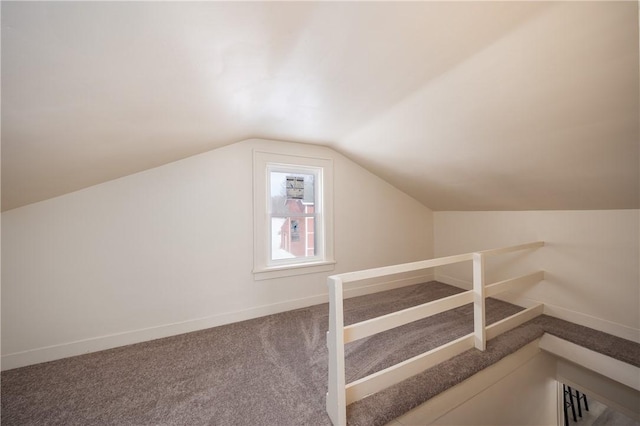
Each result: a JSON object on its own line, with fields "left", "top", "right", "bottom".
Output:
{"left": 2, "top": 1, "right": 638, "bottom": 212}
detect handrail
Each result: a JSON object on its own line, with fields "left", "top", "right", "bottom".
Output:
{"left": 333, "top": 241, "right": 544, "bottom": 285}
{"left": 333, "top": 253, "right": 473, "bottom": 284}
{"left": 477, "top": 241, "right": 544, "bottom": 257}
{"left": 485, "top": 271, "right": 544, "bottom": 298}
{"left": 326, "top": 241, "right": 545, "bottom": 426}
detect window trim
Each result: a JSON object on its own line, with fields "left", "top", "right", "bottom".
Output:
{"left": 253, "top": 150, "right": 335, "bottom": 280}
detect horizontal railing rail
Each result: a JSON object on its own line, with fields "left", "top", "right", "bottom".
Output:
{"left": 344, "top": 291, "right": 474, "bottom": 343}
{"left": 477, "top": 241, "right": 544, "bottom": 257}
{"left": 485, "top": 270, "right": 545, "bottom": 298}
{"left": 326, "top": 241, "right": 545, "bottom": 426}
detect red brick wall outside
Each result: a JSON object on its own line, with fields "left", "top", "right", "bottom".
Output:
{"left": 280, "top": 200, "right": 315, "bottom": 257}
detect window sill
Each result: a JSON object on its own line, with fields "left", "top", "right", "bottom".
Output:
{"left": 253, "top": 260, "right": 336, "bottom": 281}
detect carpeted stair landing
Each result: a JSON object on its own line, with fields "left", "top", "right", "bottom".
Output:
{"left": 2, "top": 281, "right": 639, "bottom": 426}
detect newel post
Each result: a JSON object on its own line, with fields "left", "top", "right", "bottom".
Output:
{"left": 326, "top": 276, "right": 346, "bottom": 426}
{"left": 472, "top": 252, "right": 486, "bottom": 351}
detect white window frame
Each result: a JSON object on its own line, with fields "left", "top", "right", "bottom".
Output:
{"left": 253, "top": 150, "right": 335, "bottom": 280}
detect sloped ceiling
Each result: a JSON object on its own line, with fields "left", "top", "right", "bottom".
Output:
{"left": 2, "top": 1, "right": 638, "bottom": 212}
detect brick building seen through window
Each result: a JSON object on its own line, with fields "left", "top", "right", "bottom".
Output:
{"left": 278, "top": 199, "right": 315, "bottom": 258}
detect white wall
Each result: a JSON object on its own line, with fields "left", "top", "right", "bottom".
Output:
{"left": 434, "top": 210, "right": 640, "bottom": 342}
{"left": 429, "top": 352, "right": 558, "bottom": 426}
{"left": 392, "top": 341, "right": 558, "bottom": 426}
{"left": 1, "top": 139, "right": 434, "bottom": 369}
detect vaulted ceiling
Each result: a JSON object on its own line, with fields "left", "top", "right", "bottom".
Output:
{"left": 2, "top": 1, "right": 638, "bottom": 212}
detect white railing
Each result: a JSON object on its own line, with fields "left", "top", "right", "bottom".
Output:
{"left": 326, "top": 241, "right": 545, "bottom": 426}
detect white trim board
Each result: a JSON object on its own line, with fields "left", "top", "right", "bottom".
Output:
{"left": 435, "top": 273, "right": 640, "bottom": 344}
{"left": 539, "top": 334, "right": 640, "bottom": 392}
{"left": 543, "top": 334, "right": 640, "bottom": 421}
{"left": 434, "top": 273, "right": 471, "bottom": 291}
{"left": 1, "top": 273, "right": 434, "bottom": 371}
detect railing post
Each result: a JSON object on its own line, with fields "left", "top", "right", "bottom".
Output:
{"left": 472, "top": 252, "right": 486, "bottom": 351}
{"left": 326, "top": 276, "right": 346, "bottom": 426}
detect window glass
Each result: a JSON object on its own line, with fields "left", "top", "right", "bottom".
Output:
{"left": 268, "top": 170, "right": 318, "bottom": 263}
{"left": 253, "top": 150, "right": 334, "bottom": 280}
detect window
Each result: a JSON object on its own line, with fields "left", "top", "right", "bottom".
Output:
{"left": 253, "top": 151, "right": 334, "bottom": 280}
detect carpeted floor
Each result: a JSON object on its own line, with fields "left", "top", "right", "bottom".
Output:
{"left": 2, "top": 281, "right": 639, "bottom": 426}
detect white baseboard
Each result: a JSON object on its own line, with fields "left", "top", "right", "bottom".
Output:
{"left": 435, "top": 273, "right": 472, "bottom": 290}
{"left": 495, "top": 291, "right": 640, "bottom": 343}
{"left": 435, "top": 273, "right": 640, "bottom": 344}
{"left": 1, "top": 273, "right": 434, "bottom": 371}
{"left": 542, "top": 302, "right": 640, "bottom": 344}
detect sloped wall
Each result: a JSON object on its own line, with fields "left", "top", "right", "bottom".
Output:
{"left": 1, "top": 139, "right": 434, "bottom": 369}
{"left": 434, "top": 210, "right": 640, "bottom": 342}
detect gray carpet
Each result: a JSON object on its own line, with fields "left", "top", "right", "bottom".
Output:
{"left": 2, "top": 281, "right": 638, "bottom": 426}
